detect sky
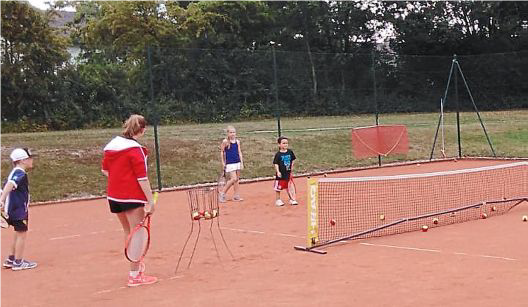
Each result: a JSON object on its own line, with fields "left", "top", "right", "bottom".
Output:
{"left": 27, "top": 0, "right": 76, "bottom": 11}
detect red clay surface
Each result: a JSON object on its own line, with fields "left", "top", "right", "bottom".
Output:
{"left": 2, "top": 159, "right": 528, "bottom": 307}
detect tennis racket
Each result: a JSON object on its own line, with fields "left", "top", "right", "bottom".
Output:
{"left": 124, "top": 192, "right": 158, "bottom": 263}
{"left": 287, "top": 164, "right": 297, "bottom": 204}
{"left": 0, "top": 212, "right": 8, "bottom": 229}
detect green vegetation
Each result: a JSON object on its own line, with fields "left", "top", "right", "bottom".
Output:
{"left": 1, "top": 110, "right": 526, "bottom": 203}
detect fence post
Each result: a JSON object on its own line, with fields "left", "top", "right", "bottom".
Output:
{"left": 147, "top": 45, "right": 163, "bottom": 191}
{"left": 271, "top": 42, "right": 281, "bottom": 137}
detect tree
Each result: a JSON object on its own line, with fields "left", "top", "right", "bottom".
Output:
{"left": 386, "top": 1, "right": 528, "bottom": 55}
{"left": 1, "top": 1, "right": 69, "bottom": 124}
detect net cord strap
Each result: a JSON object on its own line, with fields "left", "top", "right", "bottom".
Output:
{"left": 351, "top": 126, "right": 406, "bottom": 157}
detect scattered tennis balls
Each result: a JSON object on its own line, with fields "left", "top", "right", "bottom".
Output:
{"left": 432, "top": 218, "right": 439, "bottom": 225}
{"left": 481, "top": 213, "right": 488, "bottom": 219}
{"left": 323, "top": 173, "right": 328, "bottom": 177}
{"left": 192, "top": 211, "right": 201, "bottom": 220}
{"left": 421, "top": 225, "right": 429, "bottom": 232}
{"left": 379, "top": 214, "right": 385, "bottom": 221}
{"left": 522, "top": 216, "right": 527, "bottom": 222}
{"left": 330, "top": 219, "right": 336, "bottom": 226}
{"left": 211, "top": 209, "right": 219, "bottom": 218}
{"left": 204, "top": 211, "right": 212, "bottom": 219}
{"left": 491, "top": 206, "right": 497, "bottom": 212}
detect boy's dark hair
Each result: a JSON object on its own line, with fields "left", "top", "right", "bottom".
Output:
{"left": 277, "top": 136, "right": 288, "bottom": 144}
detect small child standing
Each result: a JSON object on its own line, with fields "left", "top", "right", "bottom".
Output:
{"left": 0, "top": 148, "right": 37, "bottom": 270}
{"left": 219, "top": 126, "right": 244, "bottom": 203}
{"left": 273, "top": 137, "right": 298, "bottom": 206}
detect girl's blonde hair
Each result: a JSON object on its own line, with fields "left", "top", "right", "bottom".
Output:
{"left": 226, "top": 125, "right": 236, "bottom": 150}
{"left": 123, "top": 114, "right": 147, "bottom": 138}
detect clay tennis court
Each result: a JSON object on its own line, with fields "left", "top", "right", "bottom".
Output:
{"left": 2, "top": 159, "right": 528, "bottom": 306}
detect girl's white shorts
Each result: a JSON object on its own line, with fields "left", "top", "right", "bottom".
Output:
{"left": 225, "top": 162, "right": 241, "bottom": 173}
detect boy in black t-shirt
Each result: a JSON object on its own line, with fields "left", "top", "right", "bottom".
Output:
{"left": 273, "top": 137, "right": 298, "bottom": 206}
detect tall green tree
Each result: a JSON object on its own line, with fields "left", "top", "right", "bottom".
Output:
{"left": 1, "top": 1, "right": 69, "bottom": 124}
{"left": 386, "top": 1, "right": 528, "bottom": 55}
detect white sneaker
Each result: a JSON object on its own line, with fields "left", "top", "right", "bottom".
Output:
{"left": 289, "top": 199, "right": 298, "bottom": 206}
{"left": 275, "top": 199, "right": 285, "bottom": 207}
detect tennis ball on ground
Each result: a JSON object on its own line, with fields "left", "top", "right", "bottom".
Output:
{"left": 204, "top": 211, "right": 212, "bottom": 219}
{"left": 330, "top": 219, "right": 336, "bottom": 226}
{"left": 211, "top": 209, "right": 219, "bottom": 218}
{"left": 323, "top": 173, "right": 327, "bottom": 177}
{"left": 522, "top": 216, "right": 527, "bottom": 222}
{"left": 416, "top": 163, "right": 421, "bottom": 166}
{"left": 432, "top": 218, "right": 439, "bottom": 225}
{"left": 379, "top": 214, "right": 385, "bottom": 221}
{"left": 421, "top": 225, "right": 429, "bottom": 232}
{"left": 481, "top": 213, "right": 488, "bottom": 219}
{"left": 192, "top": 211, "right": 201, "bottom": 220}
{"left": 491, "top": 206, "right": 497, "bottom": 212}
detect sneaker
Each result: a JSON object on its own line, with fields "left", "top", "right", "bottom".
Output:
{"left": 219, "top": 192, "right": 226, "bottom": 203}
{"left": 11, "top": 259, "right": 37, "bottom": 271}
{"left": 275, "top": 199, "right": 285, "bottom": 207}
{"left": 2, "top": 258, "right": 14, "bottom": 268}
{"left": 289, "top": 200, "right": 298, "bottom": 206}
{"left": 128, "top": 272, "right": 158, "bottom": 287}
{"left": 233, "top": 195, "right": 243, "bottom": 202}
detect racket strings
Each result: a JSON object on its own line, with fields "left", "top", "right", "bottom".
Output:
{"left": 126, "top": 226, "right": 149, "bottom": 262}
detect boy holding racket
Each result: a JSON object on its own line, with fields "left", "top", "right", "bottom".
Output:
{"left": 273, "top": 137, "right": 298, "bottom": 206}
{"left": 0, "top": 148, "right": 38, "bottom": 270}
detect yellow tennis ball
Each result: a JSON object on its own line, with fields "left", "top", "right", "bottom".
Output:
{"left": 522, "top": 216, "right": 527, "bottom": 222}
{"left": 204, "top": 211, "right": 212, "bottom": 220}
{"left": 211, "top": 209, "right": 219, "bottom": 218}
{"left": 379, "top": 214, "right": 385, "bottom": 221}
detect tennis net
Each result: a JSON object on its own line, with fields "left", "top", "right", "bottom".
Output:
{"left": 297, "top": 162, "right": 528, "bottom": 254}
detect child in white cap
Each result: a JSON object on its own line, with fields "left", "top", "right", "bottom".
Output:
{"left": 0, "top": 148, "right": 37, "bottom": 270}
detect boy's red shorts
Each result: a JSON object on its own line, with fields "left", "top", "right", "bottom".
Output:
{"left": 273, "top": 179, "right": 289, "bottom": 191}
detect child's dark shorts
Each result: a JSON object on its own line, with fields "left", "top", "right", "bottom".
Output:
{"left": 108, "top": 200, "right": 145, "bottom": 213}
{"left": 8, "top": 218, "right": 28, "bottom": 232}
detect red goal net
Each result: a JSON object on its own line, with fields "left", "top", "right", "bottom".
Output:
{"left": 350, "top": 125, "right": 409, "bottom": 159}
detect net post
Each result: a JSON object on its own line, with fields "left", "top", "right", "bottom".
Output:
{"left": 306, "top": 178, "right": 319, "bottom": 248}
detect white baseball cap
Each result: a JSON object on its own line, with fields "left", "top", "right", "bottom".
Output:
{"left": 10, "top": 148, "right": 33, "bottom": 162}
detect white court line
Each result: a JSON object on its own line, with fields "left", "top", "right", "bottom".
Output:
{"left": 360, "top": 243, "right": 517, "bottom": 261}
{"left": 221, "top": 227, "right": 304, "bottom": 239}
{"left": 93, "top": 276, "right": 184, "bottom": 295}
{"left": 48, "top": 229, "right": 121, "bottom": 241}
{"left": 49, "top": 234, "right": 82, "bottom": 240}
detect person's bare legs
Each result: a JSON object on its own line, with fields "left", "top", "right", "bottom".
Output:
{"left": 233, "top": 170, "right": 242, "bottom": 200}
{"left": 223, "top": 171, "right": 237, "bottom": 197}
{"left": 13, "top": 231, "right": 27, "bottom": 260}
{"left": 117, "top": 207, "right": 145, "bottom": 272}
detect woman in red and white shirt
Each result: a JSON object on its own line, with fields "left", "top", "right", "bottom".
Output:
{"left": 102, "top": 114, "right": 157, "bottom": 287}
